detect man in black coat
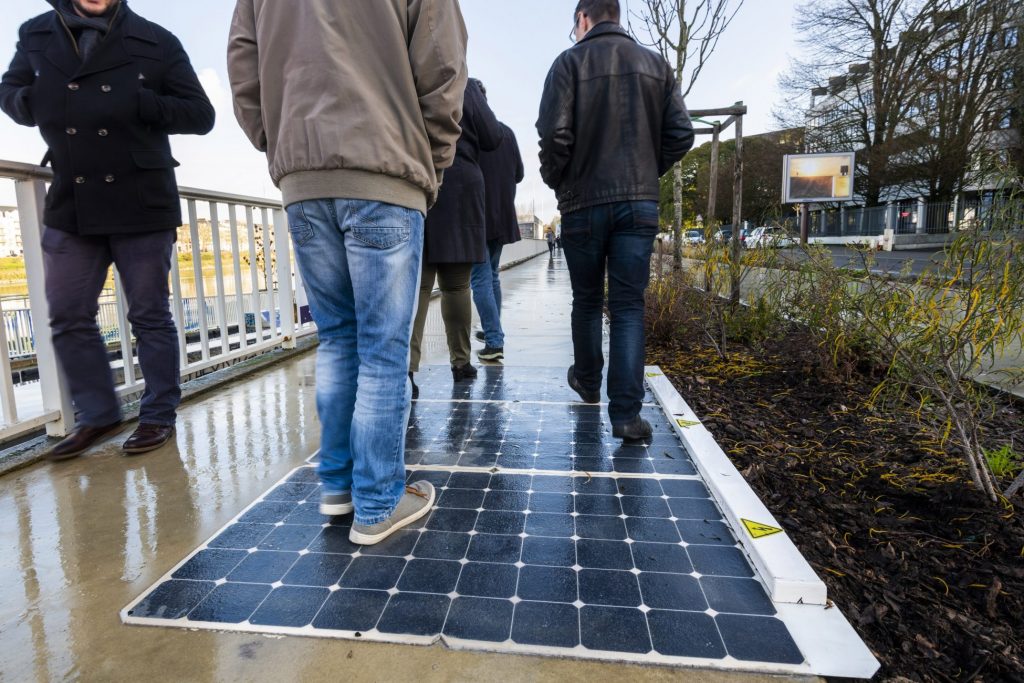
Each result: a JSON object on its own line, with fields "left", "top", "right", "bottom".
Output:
{"left": 0, "top": 0, "right": 215, "bottom": 460}
{"left": 472, "top": 119, "right": 524, "bottom": 363}
{"left": 537, "top": 0, "right": 693, "bottom": 441}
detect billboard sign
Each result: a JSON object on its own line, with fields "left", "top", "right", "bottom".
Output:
{"left": 783, "top": 152, "right": 855, "bottom": 203}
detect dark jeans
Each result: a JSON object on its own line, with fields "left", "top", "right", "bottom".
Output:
{"left": 561, "top": 201, "right": 658, "bottom": 425}
{"left": 42, "top": 228, "right": 180, "bottom": 427}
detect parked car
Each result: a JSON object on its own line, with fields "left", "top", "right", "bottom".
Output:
{"left": 748, "top": 226, "right": 796, "bottom": 249}
{"left": 684, "top": 229, "right": 705, "bottom": 245}
{"left": 740, "top": 226, "right": 756, "bottom": 246}
{"left": 713, "top": 228, "right": 733, "bottom": 243}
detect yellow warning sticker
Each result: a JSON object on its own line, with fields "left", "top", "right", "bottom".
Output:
{"left": 675, "top": 418, "right": 700, "bottom": 429}
{"left": 742, "top": 519, "right": 784, "bottom": 539}
{"left": 645, "top": 372, "right": 663, "bottom": 378}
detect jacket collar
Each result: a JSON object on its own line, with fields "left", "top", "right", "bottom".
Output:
{"left": 41, "top": 2, "right": 158, "bottom": 78}
{"left": 578, "top": 21, "right": 632, "bottom": 45}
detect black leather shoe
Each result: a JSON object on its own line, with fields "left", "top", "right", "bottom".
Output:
{"left": 123, "top": 424, "right": 175, "bottom": 455}
{"left": 567, "top": 365, "right": 600, "bottom": 404}
{"left": 410, "top": 372, "right": 419, "bottom": 400}
{"left": 46, "top": 421, "right": 124, "bottom": 462}
{"left": 612, "top": 416, "right": 653, "bottom": 442}
{"left": 452, "top": 363, "right": 478, "bottom": 382}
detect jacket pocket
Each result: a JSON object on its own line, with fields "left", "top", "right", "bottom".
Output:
{"left": 131, "top": 150, "right": 180, "bottom": 211}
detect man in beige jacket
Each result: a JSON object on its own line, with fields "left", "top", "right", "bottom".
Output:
{"left": 228, "top": 0, "right": 467, "bottom": 545}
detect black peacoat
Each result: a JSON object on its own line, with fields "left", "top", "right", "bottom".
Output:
{"left": 423, "top": 78, "right": 503, "bottom": 264}
{"left": 0, "top": 1, "right": 215, "bottom": 235}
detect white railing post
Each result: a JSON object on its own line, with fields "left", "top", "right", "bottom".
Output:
{"left": 187, "top": 200, "right": 211, "bottom": 360}
{"left": 16, "top": 178, "right": 73, "bottom": 436}
{"left": 245, "top": 206, "right": 263, "bottom": 343}
{"left": 209, "top": 202, "right": 231, "bottom": 356}
{"left": 0, "top": 305, "right": 19, "bottom": 425}
{"left": 112, "top": 268, "right": 137, "bottom": 387}
{"left": 169, "top": 232, "right": 189, "bottom": 369}
{"left": 272, "top": 208, "right": 296, "bottom": 349}
{"left": 227, "top": 204, "right": 248, "bottom": 351}
{"left": 259, "top": 208, "right": 276, "bottom": 341}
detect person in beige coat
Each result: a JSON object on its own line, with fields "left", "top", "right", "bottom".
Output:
{"left": 228, "top": 0, "right": 467, "bottom": 545}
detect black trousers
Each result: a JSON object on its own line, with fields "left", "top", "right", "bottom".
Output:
{"left": 42, "top": 228, "right": 180, "bottom": 427}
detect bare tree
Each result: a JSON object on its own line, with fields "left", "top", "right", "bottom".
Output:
{"left": 628, "top": 0, "right": 746, "bottom": 269}
{"left": 776, "top": 0, "right": 946, "bottom": 206}
{"left": 902, "top": 0, "right": 1020, "bottom": 201}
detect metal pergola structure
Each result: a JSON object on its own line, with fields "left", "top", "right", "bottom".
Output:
{"left": 687, "top": 102, "right": 747, "bottom": 304}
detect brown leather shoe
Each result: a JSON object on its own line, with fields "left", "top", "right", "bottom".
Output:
{"left": 123, "top": 424, "right": 175, "bottom": 455}
{"left": 46, "top": 421, "right": 125, "bottom": 462}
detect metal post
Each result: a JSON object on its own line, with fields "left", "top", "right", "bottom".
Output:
{"left": 705, "top": 124, "right": 721, "bottom": 292}
{"left": 916, "top": 197, "right": 927, "bottom": 235}
{"left": 260, "top": 208, "right": 276, "bottom": 340}
{"left": 209, "top": 202, "right": 231, "bottom": 357}
{"left": 16, "top": 178, "right": 73, "bottom": 436}
{"left": 799, "top": 204, "right": 809, "bottom": 245}
{"left": 227, "top": 204, "right": 248, "bottom": 351}
{"left": 245, "top": 207, "right": 263, "bottom": 342}
{"left": 729, "top": 114, "right": 743, "bottom": 306}
{"left": 820, "top": 209, "right": 827, "bottom": 236}
{"left": 187, "top": 200, "right": 211, "bottom": 360}
{"left": 272, "top": 208, "right": 296, "bottom": 349}
{"left": 840, "top": 205, "right": 846, "bottom": 237}
{"left": 112, "top": 268, "right": 136, "bottom": 387}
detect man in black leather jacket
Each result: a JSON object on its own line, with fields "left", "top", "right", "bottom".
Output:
{"left": 537, "top": 0, "right": 693, "bottom": 441}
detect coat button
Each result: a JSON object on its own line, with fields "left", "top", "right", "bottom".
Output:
{"left": 104, "top": 175, "right": 115, "bottom": 183}
{"left": 74, "top": 176, "right": 85, "bottom": 184}
{"left": 66, "top": 127, "right": 77, "bottom": 135}
{"left": 98, "top": 129, "right": 108, "bottom": 137}
{"left": 100, "top": 85, "right": 112, "bottom": 93}
{"left": 67, "top": 82, "right": 79, "bottom": 91}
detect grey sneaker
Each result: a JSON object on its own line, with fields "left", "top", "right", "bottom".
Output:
{"left": 613, "top": 416, "right": 653, "bottom": 442}
{"left": 349, "top": 481, "right": 435, "bottom": 545}
{"left": 320, "top": 491, "right": 354, "bottom": 516}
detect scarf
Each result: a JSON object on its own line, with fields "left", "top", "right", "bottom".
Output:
{"left": 58, "top": 0, "right": 120, "bottom": 61}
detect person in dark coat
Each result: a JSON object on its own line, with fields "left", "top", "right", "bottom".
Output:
{"left": 410, "top": 78, "right": 502, "bottom": 391}
{"left": 0, "top": 0, "right": 214, "bottom": 461}
{"left": 472, "top": 118, "right": 524, "bottom": 363}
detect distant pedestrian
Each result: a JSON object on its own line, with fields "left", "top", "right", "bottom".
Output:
{"left": 555, "top": 235, "right": 562, "bottom": 250}
{"left": 472, "top": 118, "right": 524, "bottom": 364}
{"left": 0, "top": 0, "right": 215, "bottom": 461}
{"left": 538, "top": 0, "right": 693, "bottom": 441}
{"left": 410, "top": 78, "right": 503, "bottom": 388}
{"left": 229, "top": 0, "right": 467, "bottom": 545}
{"left": 546, "top": 229, "right": 556, "bottom": 257}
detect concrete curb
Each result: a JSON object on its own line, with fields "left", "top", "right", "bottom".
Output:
{"left": 644, "top": 366, "right": 828, "bottom": 606}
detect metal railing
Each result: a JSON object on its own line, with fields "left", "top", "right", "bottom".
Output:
{"left": 809, "top": 197, "right": 998, "bottom": 238}
{"left": 0, "top": 159, "right": 317, "bottom": 442}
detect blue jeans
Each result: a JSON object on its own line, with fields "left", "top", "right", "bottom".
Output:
{"left": 470, "top": 239, "right": 504, "bottom": 347}
{"left": 286, "top": 199, "right": 424, "bottom": 525}
{"left": 561, "top": 201, "right": 658, "bottom": 426}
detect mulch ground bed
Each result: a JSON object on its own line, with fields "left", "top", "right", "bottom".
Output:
{"left": 646, "top": 335, "right": 1024, "bottom": 682}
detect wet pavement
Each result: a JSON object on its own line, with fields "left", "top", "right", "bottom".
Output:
{"left": 0, "top": 252, "right": 816, "bottom": 682}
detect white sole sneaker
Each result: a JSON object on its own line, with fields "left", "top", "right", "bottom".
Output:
{"left": 349, "top": 482, "right": 436, "bottom": 545}
{"left": 320, "top": 492, "right": 354, "bottom": 516}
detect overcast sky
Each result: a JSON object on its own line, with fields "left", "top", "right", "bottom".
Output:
{"left": 0, "top": 0, "right": 799, "bottom": 219}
